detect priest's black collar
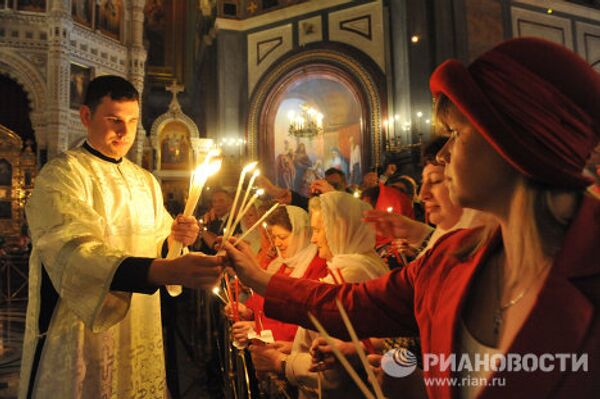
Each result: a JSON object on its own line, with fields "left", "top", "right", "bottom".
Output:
{"left": 83, "top": 141, "right": 122, "bottom": 164}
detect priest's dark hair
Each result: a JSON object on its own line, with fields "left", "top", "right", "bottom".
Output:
{"left": 83, "top": 75, "right": 139, "bottom": 113}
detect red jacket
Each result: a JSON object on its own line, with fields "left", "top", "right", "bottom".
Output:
{"left": 245, "top": 254, "right": 328, "bottom": 342}
{"left": 264, "top": 194, "right": 599, "bottom": 398}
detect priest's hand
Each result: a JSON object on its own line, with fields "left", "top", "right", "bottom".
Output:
{"left": 170, "top": 214, "right": 200, "bottom": 246}
{"left": 220, "top": 239, "right": 272, "bottom": 295}
{"left": 148, "top": 253, "right": 224, "bottom": 288}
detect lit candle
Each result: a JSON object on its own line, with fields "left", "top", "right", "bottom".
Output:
{"left": 233, "top": 169, "right": 260, "bottom": 226}
{"left": 232, "top": 203, "right": 280, "bottom": 246}
{"left": 230, "top": 188, "right": 264, "bottom": 235}
{"left": 167, "top": 151, "right": 221, "bottom": 260}
{"left": 212, "top": 286, "right": 228, "bottom": 304}
{"left": 223, "top": 161, "right": 258, "bottom": 242}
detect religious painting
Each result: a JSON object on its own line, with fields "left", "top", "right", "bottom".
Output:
{"left": 0, "top": 159, "right": 12, "bottom": 187}
{"left": 16, "top": 0, "right": 46, "bottom": 12}
{"left": 144, "top": 0, "right": 168, "bottom": 67}
{"left": 159, "top": 121, "right": 192, "bottom": 170}
{"left": 70, "top": 63, "right": 92, "bottom": 110}
{"left": 72, "top": 0, "right": 94, "bottom": 27}
{"left": 272, "top": 77, "right": 364, "bottom": 196}
{"left": 96, "top": 0, "right": 122, "bottom": 40}
{"left": 144, "top": 0, "right": 186, "bottom": 87}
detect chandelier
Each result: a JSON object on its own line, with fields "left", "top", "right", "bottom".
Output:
{"left": 287, "top": 105, "right": 324, "bottom": 139}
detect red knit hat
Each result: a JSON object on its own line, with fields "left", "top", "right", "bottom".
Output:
{"left": 430, "top": 37, "right": 600, "bottom": 189}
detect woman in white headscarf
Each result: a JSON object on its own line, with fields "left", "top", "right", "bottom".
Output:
{"left": 226, "top": 205, "right": 328, "bottom": 343}
{"left": 248, "top": 192, "right": 389, "bottom": 399}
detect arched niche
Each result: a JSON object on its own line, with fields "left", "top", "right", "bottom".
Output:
{"left": 247, "top": 47, "right": 386, "bottom": 192}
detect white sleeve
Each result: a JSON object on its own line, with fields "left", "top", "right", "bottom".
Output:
{"left": 26, "top": 159, "right": 131, "bottom": 332}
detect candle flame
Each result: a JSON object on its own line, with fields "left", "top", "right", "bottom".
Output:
{"left": 387, "top": 207, "right": 393, "bottom": 213}
{"left": 190, "top": 165, "right": 206, "bottom": 188}
{"left": 262, "top": 222, "right": 268, "bottom": 228}
{"left": 207, "top": 159, "right": 222, "bottom": 176}
{"left": 256, "top": 188, "right": 264, "bottom": 196}
{"left": 212, "top": 286, "right": 220, "bottom": 295}
{"left": 243, "top": 161, "right": 258, "bottom": 173}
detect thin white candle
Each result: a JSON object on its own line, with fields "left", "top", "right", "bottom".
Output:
{"left": 335, "top": 299, "right": 385, "bottom": 399}
{"left": 236, "top": 169, "right": 260, "bottom": 223}
{"left": 167, "top": 153, "right": 221, "bottom": 259}
{"left": 308, "top": 312, "right": 375, "bottom": 399}
{"left": 212, "top": 286, "right": 228, "bottom": 304}
{"left": 262, "top": 221, "right": 281, "bottom": 258}
{"left": 223, "top": 161, "right": 258, "bottom": 242}
{"left": 230, "top": 188, "right": 264, "bottom": 235}
{"left": 232, "top": 203, "right": 279, "bottom": 246}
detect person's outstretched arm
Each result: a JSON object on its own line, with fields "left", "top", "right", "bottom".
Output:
{"left": 222, "top": 240, "right": 419, "bottom": 341}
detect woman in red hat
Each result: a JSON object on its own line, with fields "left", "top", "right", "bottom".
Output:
{"left": 222, "top": 38, "right": 600, "bottom": 398}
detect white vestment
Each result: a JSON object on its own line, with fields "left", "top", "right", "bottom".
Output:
{"left": 19, "top": 147, "right": 173, "bottom": 399}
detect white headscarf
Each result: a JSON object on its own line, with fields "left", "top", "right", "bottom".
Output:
{"left": 315, "top": 192, "right": 388, "bottom": 282}
{"left": 266, "top": 205, "right": 318, "bottom": 278}
{"left": 240, "top": 219, "right": 262, "bottom": 254}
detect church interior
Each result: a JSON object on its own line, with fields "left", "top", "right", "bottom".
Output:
{"left": 1, "top": 1, "right": 599, "bottom": 398}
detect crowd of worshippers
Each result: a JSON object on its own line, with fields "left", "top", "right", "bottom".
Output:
{"left": 21, "top": 37, "right": 597, "bottom": 399}
{"left": 190, "top": 137, "right": 488, "bottom": 398}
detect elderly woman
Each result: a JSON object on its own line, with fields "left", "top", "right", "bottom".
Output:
{"left": 224, "top": 38, "right": 599, "bottom": 399}
{"left": 242, "top": 192, "right": 388, "bottom": 398}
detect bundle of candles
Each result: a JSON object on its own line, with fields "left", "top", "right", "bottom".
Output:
{"left": 210, "top": 160, "right": 283, "bottom": 347}
{"left": 167, "top": 149, "right": 222, "bottom": 260}
{"left": 164, "top": 150, "right": 222, "bottom": 296}
{"left": 218, "top": 162, "right": 281, "bottom": 248}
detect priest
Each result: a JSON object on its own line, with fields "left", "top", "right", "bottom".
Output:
{"left": 20, "top": 75, "right": 224, "bottom": 399}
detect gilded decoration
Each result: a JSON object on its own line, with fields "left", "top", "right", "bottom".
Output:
{"left": 0, "top": 124, "right": 36, "bottom": 238}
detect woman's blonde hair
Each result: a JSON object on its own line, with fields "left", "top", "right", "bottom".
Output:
{"left": 434, "top": 95, "right": 581, "bottom": 285}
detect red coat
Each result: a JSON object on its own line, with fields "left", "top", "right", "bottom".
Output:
{"left": 264, "top": 194, "right": 599, "bottom": 398}
{"left": 245, "top": 254, "right": 328, "bottom": 342}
